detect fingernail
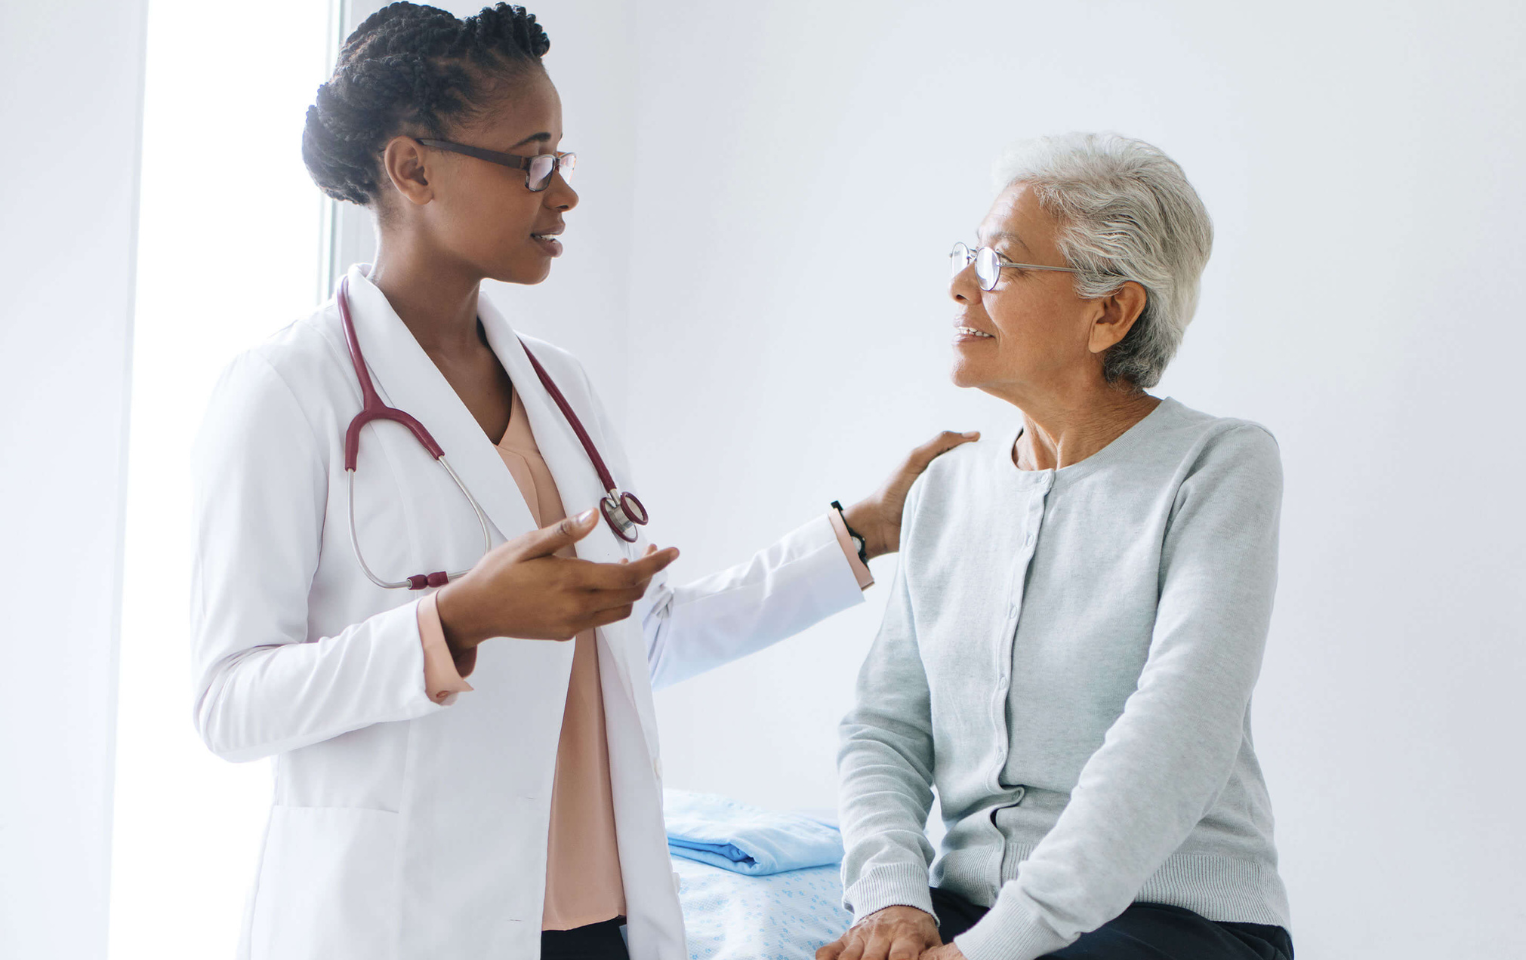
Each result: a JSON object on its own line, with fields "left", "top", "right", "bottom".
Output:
{"left": 962, "top": 431, "right": 980, "bottom": 438}
{"left": 577, "top": 508, "right": 597, "bottom": 523}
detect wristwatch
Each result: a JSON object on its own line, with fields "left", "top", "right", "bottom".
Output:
{"left": 830, "top": 500, "right": 869, "bottom": 566}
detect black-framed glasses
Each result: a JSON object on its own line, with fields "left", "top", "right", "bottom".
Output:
{"left": 950, "top": 241, "right": 1077, "bottom": 291}
{"left": 415, "top": 138, "right": 576, "bottom": 192}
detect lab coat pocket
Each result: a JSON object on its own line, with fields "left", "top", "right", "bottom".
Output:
{"left": 249, "top": 805, "right": 401, "bottom": 960}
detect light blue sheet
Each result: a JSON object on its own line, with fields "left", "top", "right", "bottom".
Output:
{"left": 664, "top": 790, "right": 843, "bottom": 876}
{"left": 674, "top": 855, "right": 852, "bottom": 960}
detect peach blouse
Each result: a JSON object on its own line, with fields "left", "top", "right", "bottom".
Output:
{"left": 415, "top": 388, "right": 872, "bottom": 931}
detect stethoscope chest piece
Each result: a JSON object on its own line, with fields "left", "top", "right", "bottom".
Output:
{"left": 601, "top": 490, "right": 649, "bottom": 543}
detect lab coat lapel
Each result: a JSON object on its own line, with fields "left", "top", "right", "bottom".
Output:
{"left": 479, "top": 302, "right": 612, "bottom": 553}
{"left": 476, "top": 294, "right": 649, "bottom": 717}
{"left": 339, "top": 265, "right": 537, "bottom": 547}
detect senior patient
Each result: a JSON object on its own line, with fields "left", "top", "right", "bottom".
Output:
{"left": 820, "top": 134, "right": 1293, "bottom": 960}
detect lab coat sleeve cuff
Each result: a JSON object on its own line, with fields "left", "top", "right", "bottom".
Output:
{"left": 418, "top": 593, "right": 473, "bottom": 705}
{"left": 828, "top": 509, "right": 875, "bottom": 590}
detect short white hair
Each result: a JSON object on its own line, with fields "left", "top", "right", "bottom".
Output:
{"left": 994, "top": 133, "right": 1213, "bottom": 389}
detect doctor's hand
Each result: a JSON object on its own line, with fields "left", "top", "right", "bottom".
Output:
{"left": 434, "top": 508, "right": 679, "bottom": 669}
{"left": 817, "top": 905, "right": 942, "bottom": 960}
{"left": 842, "top": 431, "right": 980, "bottom": 560}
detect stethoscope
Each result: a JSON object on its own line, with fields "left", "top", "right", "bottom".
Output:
{"left": 337, "top": 276, "right": 649, "bottom": 590}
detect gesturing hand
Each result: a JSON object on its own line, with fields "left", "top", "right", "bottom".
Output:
{"left": 841, "top": 431, "right": 980, "bottom": 560}
{"left": 435, "top": 508, "right": 679, "bottom": 673}
{"left": 919, "top": 944, "right": 967, "bottom": 960}
{"left": 816, "top": 905, "right": 942, "bottom": 960}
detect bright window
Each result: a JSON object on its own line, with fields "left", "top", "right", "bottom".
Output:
{"left": 108, "top": 0, "right": 332, "bottom": 955}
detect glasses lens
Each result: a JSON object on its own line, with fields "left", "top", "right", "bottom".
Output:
{"left": 558, "top": 152, "right": 576, "bottom": 184}
{"left": 950, "top": 242, "right": 970, "bottom": 277}
{"left": 527, "top": 155, "right": 555, "bottom": 191}
{"left": 975, "top": 246, "right": 1000, "bottom": 290}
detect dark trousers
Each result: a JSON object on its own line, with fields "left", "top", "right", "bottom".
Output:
{"left": 540, "top": 917, "right": 629, "bottom": 960}
{"left": 930, "top": 887, "right": 1294, "bottom": 960}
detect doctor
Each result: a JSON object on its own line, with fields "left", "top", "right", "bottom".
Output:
{"left": 189, "top": 5, "right": 972, "bottom": 960}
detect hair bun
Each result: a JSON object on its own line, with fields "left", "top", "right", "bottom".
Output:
{"left": 301, "top": 3, "right": 552, "bottom": 207}
{"left": 476, "top": 4, "right": 551, "bottom": 59}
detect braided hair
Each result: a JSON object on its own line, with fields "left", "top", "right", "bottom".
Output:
{"left": 302, "top": 3, "right": 550, "bottom": 206}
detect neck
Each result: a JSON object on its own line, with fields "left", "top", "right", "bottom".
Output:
{"left": 369, "top": 230, "right": 485, "bottom": 356}
{"left": 1008, "top": 378, "right": 1161, "bottom": 471}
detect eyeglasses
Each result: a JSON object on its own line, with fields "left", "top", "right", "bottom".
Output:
{"left": 950, "top": 241, "right": 1077, "bottom": 291}
{"left": 414, "top": 138, "right": 577, "bottom": 192}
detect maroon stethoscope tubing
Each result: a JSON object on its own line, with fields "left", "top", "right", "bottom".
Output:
{"left": 338, "top": 277, "right": 445, "bottom": 470}
{"left": 518, "top": 345, "right": 649, "bottom": 541}
{"left": 338, "top": 278, "right": 648, "bottom": 580}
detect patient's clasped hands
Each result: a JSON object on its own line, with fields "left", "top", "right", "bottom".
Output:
{"left": 817, "top": 906, "right": 966, "bottom": 960}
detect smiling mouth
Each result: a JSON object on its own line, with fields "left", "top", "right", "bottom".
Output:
{"left": 530, "top": 232, "right": 563, "bottom": 257}
{"left": 954, "top": 325, "right": 994, "bottom": 339}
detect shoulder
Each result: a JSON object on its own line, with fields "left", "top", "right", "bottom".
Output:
{"left": 1154, "top": 400, "right": 1282, "bottom": 502}
{"left": 902, "top": 434, "right": 1002, "bottom": 522}
{"left": 517, "top": 332, "right": 596, "bottom": 397}
{"left": 1157, "top": 400, "right": 1279, "bottom": 467}
{"left": 246, "top": 299, "right": 354, "bottom": 398}
{"left": 922, "top": 434, "right": 993, "bottom": 488}
{"left": 197, "top": 302, "right": 350, "bottom": 455}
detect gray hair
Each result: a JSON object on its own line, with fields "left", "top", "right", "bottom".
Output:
{"left": 994, "top": 133, "right": 1213, "bottom": 389}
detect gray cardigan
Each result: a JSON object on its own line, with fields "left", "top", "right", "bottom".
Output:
{"left": 837, "top": 398, "right": 1290, "bottom": 960}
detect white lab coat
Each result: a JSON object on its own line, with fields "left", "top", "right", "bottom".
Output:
{"left": 189, "top": 264, "right": 864, "bottom": 960}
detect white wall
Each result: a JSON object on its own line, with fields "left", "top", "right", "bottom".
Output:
{"left": 625, "top": 2, "right": 1526, "bottom": 958}
{"left": 0, "top": 1, "right": 148, "bottom": 957}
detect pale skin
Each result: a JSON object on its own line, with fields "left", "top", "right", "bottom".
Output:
{"left": 817, "top": 183, "right": 1155, "bottom": 960}
{"left": 362, "top": 65, "right": 975, "bottom": 674}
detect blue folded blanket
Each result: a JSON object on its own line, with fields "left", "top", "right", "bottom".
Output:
{"left": 663, "top": 789, "right": 844, "bottom": 876}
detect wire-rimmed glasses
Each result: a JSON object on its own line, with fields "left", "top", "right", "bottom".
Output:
{"left": 950, "top": 241, "right": 1077, "bottom": 291}
{"left": 415, "top": 138, "right": 576, "bottom": 192}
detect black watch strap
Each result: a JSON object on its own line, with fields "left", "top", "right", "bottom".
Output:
{"left": 831, "top": 500, "right": 869, "bottom": 566}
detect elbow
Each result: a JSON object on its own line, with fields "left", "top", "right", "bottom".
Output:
{"left": 194, "top": 693, "right": 265, "bottom": 763}
{"left": 192, "top": 670, "right": 273, "bottom": 764}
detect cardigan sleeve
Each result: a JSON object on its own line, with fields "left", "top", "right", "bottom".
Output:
{"left": 954, "top": 425, "right": 1284, "bottom": 960}
{"left": 835, "top": 475, "right": 939, "bottom": 921}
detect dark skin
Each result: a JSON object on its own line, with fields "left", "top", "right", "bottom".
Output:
{"left": 368, "top": 67, "right": 977, "bottom": 675}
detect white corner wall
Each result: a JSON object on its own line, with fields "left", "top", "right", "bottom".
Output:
{"left": 0, "top": 1, "right": 149, "bottom": 957}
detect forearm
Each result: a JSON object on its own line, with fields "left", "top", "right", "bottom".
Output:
{"left": 837, "top": 728, "right": 938, "bottom": 919}
{"left": 644, "top": 514, "right": 865, "bottom": 689}
{"left": 193, "top": 600, "right": 443, "bottom": 762}
{"left": 837, "top": 551, "right": 939, "bottom": 920}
